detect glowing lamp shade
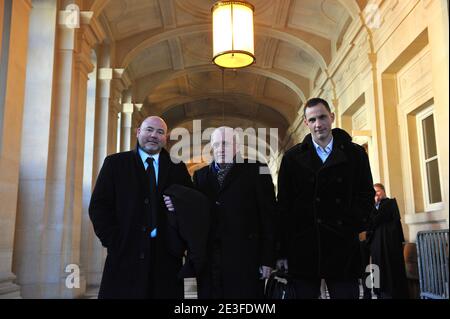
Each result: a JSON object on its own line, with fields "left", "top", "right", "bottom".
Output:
{"left": 212, "top": 1, "right": 255, "bottom": 68}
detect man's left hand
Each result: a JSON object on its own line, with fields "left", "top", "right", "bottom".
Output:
{"left": 260, "top": 265, "right": 272, "bottom": 279}
{"left": 163, "top": 195, "right": 175, "bottom": 212}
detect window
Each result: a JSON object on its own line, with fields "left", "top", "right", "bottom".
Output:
{"left": 416, "top": 107, "right": 442, "bottom": 210}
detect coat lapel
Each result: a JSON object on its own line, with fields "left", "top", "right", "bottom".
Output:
{"left": 157, "top": 149, "right": 170, "bottom": 195}
{"left": 132, "top": 147, "right": 149, "bottom": 192}
{"left": 321, "top": 143, "right": 348, "bottom": 170}
{"left": 292, "top": 139, "right": 318, "bottom": 173}
{"left": 206, "top": 165, "right": 220, "bottom": 195}
{"left": 219, "top": 163, "right": 242, "bottom": 193}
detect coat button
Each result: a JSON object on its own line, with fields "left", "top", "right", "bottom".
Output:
{"left": 144, "top": 198, "right": 149, "bottom": 204}
{"left": 337, "top": 220, "right": 343, "bottom": 226}
{"left": 316, "top": 197, "right": 321, "bottom": 202}
{"left": 336, "top": 198, "right": 341, "bottom": 204}
{"left": 140, "top": 252, "right": 145, "bottom": 259}
{"left": 317, "top": 218, "right": 322, "bottom": 224}
{"left": 337, "top": 177, "right": 342, "bottom": 183}
{"left": 215, "top": 201, "right": 221, "bottom": 206}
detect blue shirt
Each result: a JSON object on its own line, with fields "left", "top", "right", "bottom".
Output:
{"left": 138, "top": 147, "right": 160, "bottom": 237}
{"left": 312, "top": 137, "right": 333, "bottom": 163}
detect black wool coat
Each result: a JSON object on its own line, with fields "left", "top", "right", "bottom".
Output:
{"left": 193, "top": 158, "right": 277, "bottom": 298}
{"left": 277, "top": 128, "right": 374, "bottom": 279}
{"left": 89, "top": 147, "right": 192, "bottom": 299}
{"left": 369, "top": 198, "right": 409, "bottom": 298}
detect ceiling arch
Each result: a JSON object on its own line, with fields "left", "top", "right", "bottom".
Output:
{"left": 146, "top": 93, "right": 296, "bottom": 123}
{"left": 91, "top": 0, "right": 360, "bottom": 27}
{"left": 88, "top": 0, "right": 364, "bottom": 150}
{"left": 159, "top": 97, "right": 290, "bottom": 128}
{"left": 134, "top": 64, "right": 307, "bottom": 103}
{"left": 117, "top": 24, "right": 327, "bottom": 71}
{"left": 336, "top": 0, "right": 361, "bottom": 19}
{"left": 90, "top": 0, "right": 112, "bottom": 18}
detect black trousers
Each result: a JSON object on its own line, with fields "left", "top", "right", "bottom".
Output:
{"left": 292, "top": 277, "right": 360, "bottom": 299}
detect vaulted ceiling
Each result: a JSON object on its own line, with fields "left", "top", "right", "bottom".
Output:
{"left": 88, "top": 0, "right": 367, "bottom": 144}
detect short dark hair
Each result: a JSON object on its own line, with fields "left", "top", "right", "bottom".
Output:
{"left": 374, "top": 183, "right": 385, "bottom": 191}
{"left": 303, "top": 97, "right": 331, "bottom": 116}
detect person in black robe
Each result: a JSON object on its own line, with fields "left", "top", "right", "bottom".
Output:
{"left": 369, "top": 183, "right": 409, "bottom": 299}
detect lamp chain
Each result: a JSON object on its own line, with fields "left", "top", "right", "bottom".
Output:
{"left": 221, "top": 67, "right": 225, "bottom": 123}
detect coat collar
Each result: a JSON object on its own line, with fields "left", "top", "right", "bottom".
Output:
{"left": 208, "top": 153, "right": 245, "bottom": 193}
{"left": 294, "top": 128, "right": 352, "bottom": 171}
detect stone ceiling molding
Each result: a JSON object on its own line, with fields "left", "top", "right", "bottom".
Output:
{"left": 159, "top": 96, "right": 290, "bottom": 125}
{"left": 91, "top": 0, "right": 360, "bottom": 23}
{"left": 148, "top": 93, "right": 295, "bottom": 123}
{"left": 117, "top": 24, "right": 327, "bottom": 71}
{"left": 134, "top": 64, "right": 306, "bottom": 105}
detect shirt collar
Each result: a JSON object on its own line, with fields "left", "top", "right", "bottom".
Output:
{"left": 138, "top": 147, "right": 160, "bottom": 165}
{"left": 312, "top": 137, "right": 333, "bottom": 154}
{"left": 213, "top": 156, "right": 237, "bottom": 172}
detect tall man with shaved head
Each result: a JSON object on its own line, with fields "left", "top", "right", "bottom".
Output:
{"left": 89, "top": 116, "right": 193, "bottom": 299}
{"left": 193, "top": 127, "right": 277, "bottom": 298}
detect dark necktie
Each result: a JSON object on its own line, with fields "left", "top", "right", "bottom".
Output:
{"left": 216, "top": 163, "right": 233, "bottom": 187}
{"left": 145, "top": 157, "right": 158, "bottom": 232}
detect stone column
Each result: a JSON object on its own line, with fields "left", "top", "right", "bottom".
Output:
{"left": 49, "top": 12, "right": 97, "bottom": 299}
{"left": 107, "top": 83, "right": 122, "bottom": 155}
{"left": 0, "top": 0, "right": 32, "bottom": 299}
{"left": 14, "top": 2, "right": 98, "bottom": 297}
{"left": 120, "top": 91, "right": 133, "bottom": 152}
{"left": 79, "top": 51, "right": 99, "bottom": 298}
{"left": 13, "top": 0, "right": 57, "bottom": 299}
{"left": 130, "top": 104, "right": 144, "bottom": 150}
{"left": 83, "top": 47, "right": 112, "bottom": 296}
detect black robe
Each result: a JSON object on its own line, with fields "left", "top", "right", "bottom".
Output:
{"left": 89, "top": 147, "right": 192, "bottom": 299}
{"left": 369, "top": 197, "right": 409, "bottom": 298}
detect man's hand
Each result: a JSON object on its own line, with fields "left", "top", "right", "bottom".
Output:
{"left": 163, "top": 195, "right": 175, "bottom": 212}
{"left": 260, "top": 266, "right": 272, "bottom": 280}
{"left": 276, "top": 259, "right": 288, "bottom": 271}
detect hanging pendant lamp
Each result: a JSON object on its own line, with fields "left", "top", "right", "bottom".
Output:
{"left": 212, "top": 1, "right": 255, "bottom": 69}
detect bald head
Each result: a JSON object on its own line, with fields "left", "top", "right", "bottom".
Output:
{"left": 211, "top": 127, "right": 239, "bottom": 164}
{"left": 137, "top": 116, "right": 168, "bottom": 154}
